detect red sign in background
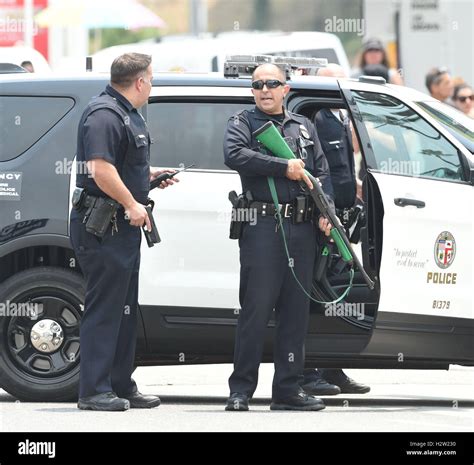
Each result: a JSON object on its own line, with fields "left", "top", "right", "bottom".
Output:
{"left": 0, "top": 0, "right": 49, "bottom": 60}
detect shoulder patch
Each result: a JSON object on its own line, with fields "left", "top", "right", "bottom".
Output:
{"left": 87, "top": 106, "right": 126, "bottom": 122}
{"left": 235, "top": 109, "right": 248, "bottom": 116}
{"left": 288, "top": 111, "right": 305, "bottom": 122}
{"left": 229, "top": 108, "right": 250, "bottom": 124}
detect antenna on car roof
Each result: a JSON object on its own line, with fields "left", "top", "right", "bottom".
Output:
{"left": 86, "top": 56, "right": 93, "bottom": 72}
{"left": 358, "top": 75, "right": 386, "bottom": 85}
{"left": 223, "top": 55, "right": 328, "bottom": 79}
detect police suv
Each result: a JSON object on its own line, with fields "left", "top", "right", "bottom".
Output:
{"left": 0, "top": 58, "right": 473, "bottom": 401}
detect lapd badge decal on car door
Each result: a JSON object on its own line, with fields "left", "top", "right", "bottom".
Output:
{"left": 434, "top": 231, "right": 456, "bottom": 269}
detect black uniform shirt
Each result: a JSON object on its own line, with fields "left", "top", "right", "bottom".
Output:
{"left": 314, "top": 108, "right": 356, "bottom": 209}
{"left": 224, "top": 105, "right": 334, "bottom": 204}
{"left": 76, "top": 84, "right": 151, "bottom": 204}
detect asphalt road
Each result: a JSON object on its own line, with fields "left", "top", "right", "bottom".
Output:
{"left": 0, "top": 364, "right": 472, "bottom": 432}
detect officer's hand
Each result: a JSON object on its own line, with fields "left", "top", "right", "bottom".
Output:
{"left": 318, "top": 216, "right": 332, "bottom": 237}
{"left": 125, "top": 201, "right": 151, "bottom": 230}
{"left": 285, "top": 159, "right": 313, "bottom": 190}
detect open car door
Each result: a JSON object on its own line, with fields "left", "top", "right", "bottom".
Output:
{"left": 286, "top": 90, "right": 381, "bottom": 362}
{"left": 338, "top": 79, "right": 473, "bottom": 336}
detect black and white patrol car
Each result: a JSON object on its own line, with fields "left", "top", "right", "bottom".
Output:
{"left": 0, "top": 60, "right": 473, "bottom": 401}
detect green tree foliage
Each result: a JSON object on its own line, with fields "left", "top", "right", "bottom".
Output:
{"left": 89, "top": 28, "right": 161, "bottom": 54}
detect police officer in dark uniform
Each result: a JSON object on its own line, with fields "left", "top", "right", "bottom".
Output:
{"left": 224, "top": 63, "right": 334, "bottom": 411}
{"left": 70, "top": 53, "right": 176, "bottom": 411}
{"left": 302, "top": 63, "right": 370, "bottom": 396}
{"left": 314, "top": 107, "right": 356, "bottom": 209}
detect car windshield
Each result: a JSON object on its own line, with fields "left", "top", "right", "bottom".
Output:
{"left": 415, "top": 100, "right": 474, "bottom": 154}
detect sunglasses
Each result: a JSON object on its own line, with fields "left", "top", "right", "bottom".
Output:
{"left": 457, "top": 95, "right": 474, "bottom": 103}
{"left": 251, "top": 79, "right": 285, "bottom": 90}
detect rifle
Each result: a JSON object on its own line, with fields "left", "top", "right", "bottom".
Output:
{"left": 253, "top": 121, "right": 375, "bottom": 290}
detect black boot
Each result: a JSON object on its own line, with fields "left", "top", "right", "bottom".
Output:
{"left": 78, "top": 392, "right": 130, "bottom": 411}
{"left": 302, "top": 369, "right": 341, "bottom": 395}
{"left": 320, "top": 369, "right": 371, "bottom": 394}
{"left": 225, "top": 392, "right": 249, "bottom": 411}
{"left": 270, "top": 391, "right": 326, "bottom": 411}
{"left": 123, "top": 391, "right": 161, "bottom": 408}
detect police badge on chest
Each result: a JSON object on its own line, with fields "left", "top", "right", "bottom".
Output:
{"left": 297, "top": 124, "right": 314, "bottom": 160}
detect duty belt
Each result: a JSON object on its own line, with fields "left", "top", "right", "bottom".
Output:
{"left": 73, "top": 188, "right": 122, "bottom": 213}
{"left": 250, "top": 200, "right": 314, "bottom": 221}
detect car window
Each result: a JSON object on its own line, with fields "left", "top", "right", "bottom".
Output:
{"left": 0, "top": 96, "right": 74, "bottom": 162}
{"left": 415, "top": 100, "right": 474, "bottom": 154}
{"left": 147, "top": 100, "right": 254, "bottom": 170}
{"left": 351, "top": 91, "right": 464, "bottom": 181}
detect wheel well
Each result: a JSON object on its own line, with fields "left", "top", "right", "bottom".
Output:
{"left": 0, "top": 246, "right": 82, "bottom": 285}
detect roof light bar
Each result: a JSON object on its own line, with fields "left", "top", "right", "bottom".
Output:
{"left": 224, "top": 55, "right": 328, "bottom": 79}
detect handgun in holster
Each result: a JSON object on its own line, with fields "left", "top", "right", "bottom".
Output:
{"left": 228, "top": 190, "right": 253, "bottom": 240}
{"left": 143, "top": 199, "right": 161, "bottom": 247}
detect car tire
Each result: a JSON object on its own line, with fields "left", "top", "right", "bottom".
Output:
{"left": 0, "top": 267, "right": 85, "bottom": 402}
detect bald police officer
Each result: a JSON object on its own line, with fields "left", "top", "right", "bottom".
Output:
{"left": 224, "top": 63, "right": 334, "bottom": 411}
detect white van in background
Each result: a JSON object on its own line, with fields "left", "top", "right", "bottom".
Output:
{"left": 92, "top": 31, "right": 350, "bottom": 75}
{"left": 0, "top": 46, "right": 51, "bottom": 73}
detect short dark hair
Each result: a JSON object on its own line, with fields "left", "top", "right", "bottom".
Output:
{"left": 20, "top": 60, "right": 33, "bottom": 67}
{"left": 425, "top": 67, "right": 449, "bottom": 92}
{"left": 359, "top": 38, "right": 389, "bottom": 68}
{"left": 111, "top": 53, "right": 152, "bottom": 88}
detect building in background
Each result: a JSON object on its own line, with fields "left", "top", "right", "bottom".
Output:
{"left": 363, "top": 0, "right": 474, "bottom": 92}
{"left": 0, "top": 0, "right": 49, "bottom": 60}
{"left": 2, "top": 0, "right": 471, "bottom": 92}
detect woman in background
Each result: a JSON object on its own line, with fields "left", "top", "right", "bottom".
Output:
{"left": 352, "top": 38, "right": 404, "bottom": 85}
{"left": 452, "top": 83, "right": 474, "bottom": 118}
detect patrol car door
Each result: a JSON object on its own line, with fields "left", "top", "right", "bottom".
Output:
{"left": 137, "top": 86, "right": 254, "bottom": 352}
{"left": 339, "top": 80, "right": 473, "bottom": 324}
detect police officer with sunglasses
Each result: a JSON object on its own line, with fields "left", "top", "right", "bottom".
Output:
{"left": 223, "top": 63, "right": 334, "bottom": 411}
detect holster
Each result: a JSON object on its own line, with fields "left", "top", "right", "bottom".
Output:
{"left": 292, "top": 195, "right": 314, "bottom": 224}
{"left": 72, "top": 188, "right": 119, "bottom": 238}
{"left": 228, "top": 190, "right": 253, "bottom": 240}
{"left": 84, "top": 196, "right": 120, "bottom": 238}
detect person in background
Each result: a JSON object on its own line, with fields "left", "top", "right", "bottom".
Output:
{"left": 352, "top": 38, "right": 403, "bottom": 85}
{"left": 361, "top": 63, "right": 389, "bottom": 82}
{"left": 302, "top": 63, "right": 370, "bottom": 396}
{"left": 20, "top": 60, "right": 34, "bottom": 73}
{"left": 452, "top": 83, "right": 474, "bottom": 118}
{"left": 425, "top": 67, "right": 454, "bottom": 103}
